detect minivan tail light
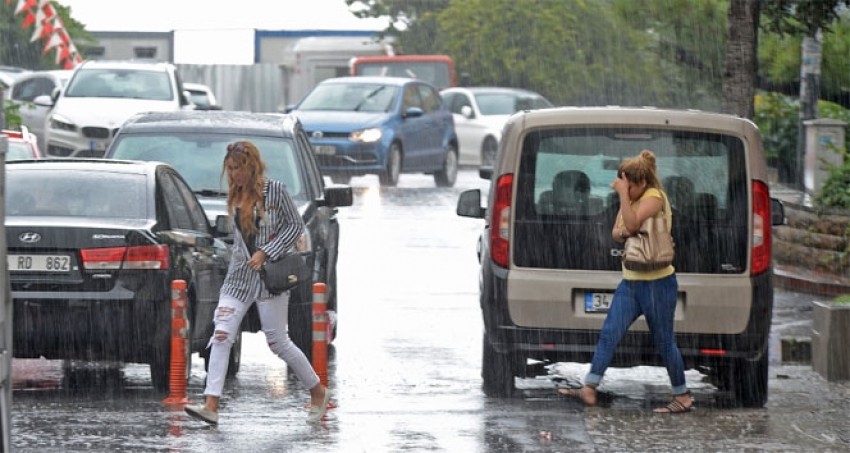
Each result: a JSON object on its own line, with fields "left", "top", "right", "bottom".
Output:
{"left": 81, "top": 245, "right": 170, "bottom": 270}
{"left": 751, "top": 180, "right": 771, "bottom": 276}
{"left": 490, "top": 173, "right": 513, "bottom": 268}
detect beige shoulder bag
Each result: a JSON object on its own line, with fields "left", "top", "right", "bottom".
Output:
{"left": 622, "top": 193, "right": 675, "bottom": 271}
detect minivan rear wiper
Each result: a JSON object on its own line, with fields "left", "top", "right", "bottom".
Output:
{"left": 194, "top": 189, "right": 228, "bottom": 197}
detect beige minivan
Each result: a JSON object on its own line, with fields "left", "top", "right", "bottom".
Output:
{"left": 457, "top": 107, "right": 785, "bottom": 407}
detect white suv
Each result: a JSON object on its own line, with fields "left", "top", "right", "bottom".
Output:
{"left": 38, "top": 60, "right": 194, "bottom": 158}
{"left": 457, "top": 107, "right": 785, "bottom": 407}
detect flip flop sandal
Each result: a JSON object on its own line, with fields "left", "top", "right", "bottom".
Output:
{"left": 653, "top": 398, "right": 693, "bottom": 414}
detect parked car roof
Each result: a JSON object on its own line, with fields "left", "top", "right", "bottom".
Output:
{"left": 119, "top": 110, "right": 300, "bottom": 136}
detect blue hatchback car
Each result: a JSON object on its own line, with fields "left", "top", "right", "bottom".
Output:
{"left": 290, "top": 76, "right": 459, "bottom": 187}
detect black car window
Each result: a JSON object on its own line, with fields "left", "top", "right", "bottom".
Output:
{"left": 159, "top": 172, "right": 194, "bottom": 230}
{"left": 402, "top": 85, "right": 422, "bottom": 110}
{"left": 108, "top": 133, "right": 306, "bottom": 203}
{"left": 445, "top": 93, "right": 471, "bottom": 114}
{"left": 296, "top": 129, "right": 322, "bottom": 196}
{"left": 11, "top": 78, "right": 40, "bottom": 102}
{"left": 417, "top": 84, "right": 441, "bottom": 113}
{"left": 6, "top": 168, "right": 147, "bottom": 218}
{"left": 167, "top": 170, "right": 210, "bottom": 232}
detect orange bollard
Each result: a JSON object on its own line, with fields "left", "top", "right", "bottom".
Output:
{"left": 311, "top": 282, "right": 329, "bottom": 387}
{"left": 163, "top": 279, "right": 190, "bottom": 406}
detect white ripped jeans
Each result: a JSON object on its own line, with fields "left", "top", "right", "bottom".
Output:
{"left": 203, "top": 292, "right": 319, "bottom": 397}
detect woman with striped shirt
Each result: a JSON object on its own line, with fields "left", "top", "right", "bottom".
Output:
{"left": 185, "top": 141, "right": 331, "bottom": 425}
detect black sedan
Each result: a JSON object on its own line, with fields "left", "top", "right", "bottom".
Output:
{"left": 5, "top": 159, "right": 230, "bottom": 391}
{"left": 104, "top": 110, "right": 354, "bottom": 364}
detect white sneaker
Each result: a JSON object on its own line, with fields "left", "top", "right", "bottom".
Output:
{"left": 185, "top": 404, "right": 219, "bottom": 425}
{"left": 307, "top": 389, "right": 332, "bottom": 424}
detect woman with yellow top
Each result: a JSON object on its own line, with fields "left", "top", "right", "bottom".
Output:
{"left": 559, "top": 149, "right": 692, "bottom": 414}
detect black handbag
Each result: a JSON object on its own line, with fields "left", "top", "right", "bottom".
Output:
{"left": 234, "top": 204, "right": 310, "bottom": 294}
{"left": 260, "top": 251, "right": 310, "bottom": 294}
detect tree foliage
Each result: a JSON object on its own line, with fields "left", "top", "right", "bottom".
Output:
{"left": 349, "top": 0, "right": 732, "bottom": 109}
{"left": 761, "top": 0, "right": 845, "bottom": 35}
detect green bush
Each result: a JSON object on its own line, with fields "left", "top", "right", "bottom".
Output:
{"left": 2, "top": 99, "right": 21, "bottom": 130}
{"left": 754, "top": 92, "right": 799, "bottom": 162}
{"left": 833, "top": 294, "right": 850, "bottom": 305}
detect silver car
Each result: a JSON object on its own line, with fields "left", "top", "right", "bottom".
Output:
{"left": 457, "top": 107, "right": 785, "bottom": 407}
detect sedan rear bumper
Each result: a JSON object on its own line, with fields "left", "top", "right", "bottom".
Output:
{"left": 11, "top": 282, "right": 171, "bottom": 364}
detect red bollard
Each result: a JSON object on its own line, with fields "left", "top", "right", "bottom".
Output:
{"left": 311, "top": 282, "right": 329, "bottom": 387}
{"left": 163, "top": 279, "right": 190, "bottom": 406}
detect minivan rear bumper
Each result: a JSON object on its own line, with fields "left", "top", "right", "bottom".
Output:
{"left": 482, "top": 261, "right": 774, "bottom": 368}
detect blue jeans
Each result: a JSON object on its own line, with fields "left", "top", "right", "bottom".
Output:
{"left": 584, "top": 274, "right": 688, "bottom": 395}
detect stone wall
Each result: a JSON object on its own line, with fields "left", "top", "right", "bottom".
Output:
{"left": 773, "top": 199, "right": 850, "bottom": 296}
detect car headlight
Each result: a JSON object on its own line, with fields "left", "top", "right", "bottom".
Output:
{"left": 49, "top": 114, "right": 77, "bottom": 132}
{"left": 350, "top": 128, "right": 382, "bottom": 143}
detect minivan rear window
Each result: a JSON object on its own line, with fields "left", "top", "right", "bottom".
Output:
{"left": 513, "top": 127, "right": 748, "bottom": 274}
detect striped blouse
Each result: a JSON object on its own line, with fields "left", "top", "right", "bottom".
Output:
{"left": 220, "top": 178, "right": 305, "bottom": 302}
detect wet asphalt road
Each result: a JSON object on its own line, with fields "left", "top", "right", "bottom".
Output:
{"left": 10, "top": 169, "right": 850, "bottom": 452}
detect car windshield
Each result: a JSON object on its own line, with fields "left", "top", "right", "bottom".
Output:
{"left": 65, "top": 68, "right": 174, "bottom": 101}
{"left": 107, "top": 133, "right": 307, "bottom": 203}
{"left": 6, "top": 169, "right": 147, "bottom": 218}
{"left": 475, "top": 92, "right": 552, "bottom": 115}
{"left": 5, "top": 141, "right": 34, "bottom": 160}
{"left": 298, "top": 83, "right": 399, "bottom": 113}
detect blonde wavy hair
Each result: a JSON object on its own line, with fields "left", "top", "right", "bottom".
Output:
{"left": 223, "top": 140, "right": 266, "bottom": 235}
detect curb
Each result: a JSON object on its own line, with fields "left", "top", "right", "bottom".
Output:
{"left": 773, "top": 264, "right": 850, "bottom": 298}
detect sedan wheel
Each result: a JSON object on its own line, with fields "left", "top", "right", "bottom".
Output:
{"left": 434, "top": 143, "right": 458, "bottom": 187}
{"left": 379, "top": 143, "right": 401, "bottom": 187}
{"left": 481, "top": 136, "right": 498, "bottom": 168}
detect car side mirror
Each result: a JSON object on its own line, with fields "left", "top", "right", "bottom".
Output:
{"left": 215, "top": 215, "right": 233, "bottom": 236}
{"left": 33, "top": 94, "right": 53, "bottom": 107}
{"left": 322, "top": 186, "right": 353, "bottom": 208}
{"left": 771, "top": 198, "right": 785, "bottom": 226}
{"left": 479, "top": 167, "right": 493, "bottom": 181}
{"left": 403, "top": 107, "right": 424, "bottom": 118}
{"left": 50, "top": 87, "right": 62, "bottom": 104}
{"left": 457, "top": 189, "right": 485, "bottom": 218}
{"left": 460, "top": 105, "right": 474, "bottom": 119}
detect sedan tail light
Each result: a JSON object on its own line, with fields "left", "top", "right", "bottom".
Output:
{"left": 81, "top": 245, "right": 170, "bottom": 270}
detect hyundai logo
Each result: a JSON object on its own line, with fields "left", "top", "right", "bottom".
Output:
{"left": 19, "top": 232, "right": 41, "bottom": 243}
{"left": 312, "top": 130, "right": 324, "bottom": 139}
